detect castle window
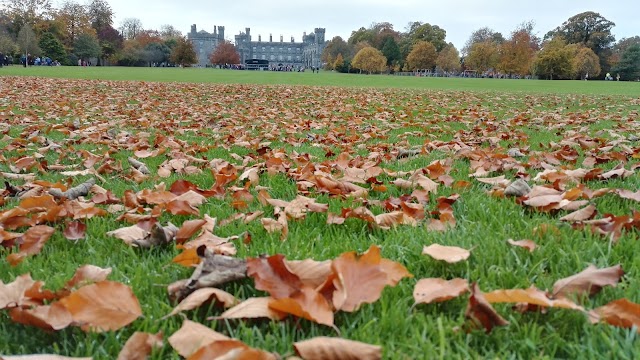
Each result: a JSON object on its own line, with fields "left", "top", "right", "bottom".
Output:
{"left": 287, "top": 56, "right": 292, "bottom": 61}
{"left": 262, "top": 47, "right": 265, "bottom": 51}
{"left": 253, "top": 47, "right": 256, "bottom": 51}
{"left": 262, "top": 55, "right": 266, "bottom": 59}
{"left": 270, "top": 55, "right": 275, "bottom": 60}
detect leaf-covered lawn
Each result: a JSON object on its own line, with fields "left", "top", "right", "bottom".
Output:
{"left": 1, "top": 75, "right": 640, "bottom": 359}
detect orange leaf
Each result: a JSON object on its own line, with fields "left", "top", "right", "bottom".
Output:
{"left": 591, "top": 299, "right": 640, "bottom": 332}
{"left": 284, "top": 259, "right": 332, "bottom": 289}
{"left": 484, "top": 286, "right": 583, "bottom": 311}
{"left": 0, "top": 274, "right": 39, "bottom": 309}
{"left": 293, "top": 337, "right": 382, "bottom": 360}
{"left": 64, "top": 265, "right": 112, "bottom": 292}
{"left": 172, "top": 247, "right": 201, "bottom": 267}
{"left": 168, "top": 319, "right": 230, "bottom": 358}
{"left": 166, "top": 199, "right": 200, "bottom": 216}
{"left": 176, "top": 219, "right": 206, "bottom": 244}
{"left": 7, "top": 225, "right": 55, "bottom": 266}
{"left": 331, "top": 245, "right": 389, "bottom": 312}
{"left": 215, "top": 297, "right": 287, "bottom": 321}
{"left": 117, "top": 332, "right": 163, "bottom": 360}
{"left": 59, "top": 281, "right": 142, "bottom": 332}
{"left": 413, "top": 278, "right": 469, "bottom": 305}
{"left": 187, "top": 339, "right": 276, "bottom": 360}
{"left": 9, "top": 302, "right": 73, "bottom": 331}
{"left": 422, "top": 244, "right": 470, "bottom": 263}
{"left": 269, "top": 286, "right": 334, "bottom": 326}
{"left": 0, "top": 355, "right": 91, "bottom": 360}
{"left": 247, "top": 254, "right": 303, "bottom": 299}
{"left": 559, "top": 205, "right": 597, "bottom": 222}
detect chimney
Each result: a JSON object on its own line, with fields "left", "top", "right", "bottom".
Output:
{"left": 258, "top": 35, "right": 261, "bottom": 42}
{"left": 270, "top": 34, "right": 272, "bottom": 42}
{"left": 190, "top": 24, "right": 196, "bottom": 33}
{"left": 213, "top": 26, "right": 217, "bottom": 35}
{"left": 280, "top": 35, "right": 283, "bottom": 42}
{"left": 291, "top": 36, "right": 294, "bottom": 42}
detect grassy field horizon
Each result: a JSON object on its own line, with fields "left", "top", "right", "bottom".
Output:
{"left": 2, "top": 65, "right": 639, "bottom": 95}
{"left": 1, "top": 69, "right": 640, "bottom": 359}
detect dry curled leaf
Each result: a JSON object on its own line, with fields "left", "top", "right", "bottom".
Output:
{"left": 590, "top": 298, "right": 640, "bottom": 332}
{"left": 413, "top": 278, "right": 469, "bottom": 305}
{"left": 293, "top": 337, "right": 382, "bottom": 360}
{"left": 552, "top": 264, "right": 624, "bottom": 299}
{"left": 117, "top": 332, "right": 163, "bottom": 360}
{"left": 465, "top": 282, "right": 509, "bottom": 333}
{"left": 506, "top": 239, "right": 537, "bottom": 252}
{"left": 168, "top": 319, "right": 230, "bottom": 358}
{"left": 164, "top": 287, "right": 236, "bottom": 319}
{"left": 422, "top": 244, "right": 470, "bottom": 263}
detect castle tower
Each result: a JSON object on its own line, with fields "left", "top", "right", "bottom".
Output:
{"left": 245, "top": 27, "right": 251, "bottom": 41}
{"left": 218, "top": 26, "right": 225, "bottom": 40}
{"left": 190, "top": 24, "right": 196, "bottom": 34}
{"left": 314, "top": 28, "right": 325, "bottom": 44}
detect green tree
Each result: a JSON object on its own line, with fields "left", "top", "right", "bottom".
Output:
{"left": 567, "top": 44, "right": 601, "bottom": 79}
{"left": 612, "top": 45, "right": 640, "bottom": 81}
{"left": 463, "top": 27, "right": 504, "bottom": 56}
{"left": 436, "top": 44, "right": 461, "bottom": 73}
{"left": 3, "top": 0, "right": 53, "bottom": 36}
{"left": 74, "top": 32, "right": 100, "bottom": 62}
{"left": 0, "top": 34, "right": 19, "bottom": 55}
{"left": 351, "top": 46, "right": 386, "bottom": 74}
{"left": 170, "top": 36, "right": 196, "bottom": 67}
{"left": 406, "top": 41, "right": 437, "bottom": 71}
{"left": 533, "top": 37, "right": 574, "bottom": 80}
{"left": 38, "top": 31, "right": 66, "bottom": 62}
{"left": 404, "top": 22, "right": 447, "bottom": 51}
{"left": 381, "top": 36, "right": 400, "bottom": 66}
{"left": 465, "top": 40, "right": 499, "bottom": 72}
{"left": 322, "top": 36, "right": 352, "bottom": 63}
{"left": 87, "top": 0, "right": 113, "bottom": 31}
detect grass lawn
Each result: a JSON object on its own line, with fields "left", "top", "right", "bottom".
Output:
{"left": 1, "top": 68, "right": 640, "bottom": 359}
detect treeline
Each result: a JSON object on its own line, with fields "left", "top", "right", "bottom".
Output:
{"left": 0, "top": 0, "right": 196, "bottom": 66}
{"left": 323, "top": 13, "right": 640, "bottom": 80}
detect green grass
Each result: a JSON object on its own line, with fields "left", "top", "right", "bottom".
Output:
{"left": 0, "top": 70, "right": 640, "bottom": 359}
{"left": 2, "top": 65, "right": 640, "bottom": 95}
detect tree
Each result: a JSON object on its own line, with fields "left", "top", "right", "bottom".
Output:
{"left": 351, "top": 46, "right": 386, "bottom": 74}
{"left": 74, "top": 32, "right": 100, "bottom": 61}
{"left": 348, "top": 27, "right": 374, "bottom": 45}
{"left": 381, "top": 36, "right": 400, "bottom": 66}
{"left": 96, "top": 24, "right": 122, "bottom": 64}
{"left": 533, "top": 37, "right": 574, "bottom": 80}
{"left": 406, "top": 41, "right": 437, "bottom": 71}
{"left": 160, "top": 24, "right": 181, "bottom": 40}
{"left": 498, "top": 24, "right": 538, "bottom": 76}
{"left": 545, "top": 12, "right": 615, "bottom": 56}
{"left": 333, "top": 53, "right": 345, "bottom": 72}
{"left": 612, "top": 45, "right": 640, "bottom": 81}
{"left": 143, "top": 42, "right": 171, "bottom": 66}
{"left": 568, "top": 44, "right": 601, "bottom": 79}
{"left": 436, "top": 44, "right": 461, "bottom": 73}
{"left": 322, "top": 36, "right": 352, "bottom": 63}
{"left": 463, "top": 27, "right": 504, "bottom": 56}
{"left": 17, "top": 24, "right": 40, "bottom": 59}
{"left": 209, "top": 41, "right": 240, "bottom": 65}
{"left": 0, "top": 34, "right": 19, "bottom": 55}
{"left": 3, "top": 0, "right": 53, "bottom": 36}
{"left": 38, "top": 31, "right": 66, "bottom": 62}
{"left": 56, "top": 1, "right": 94, "bottom": 51}
{"left": 87, "top": 0, "right": 113, "bottom": 31}
{"left": 170, "top": 36, "right": 196, "bottom": 67}
{"left": 404, "top": 22, "right": 447, "bottom": 51}
{"left": 119, "top": 18, "right": 142, "bottom": 40}
{"left": 465, "top": 40, "right": 500, "bottom": 72}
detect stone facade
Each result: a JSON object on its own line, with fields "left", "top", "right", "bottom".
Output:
{"left": 235, "top": 28, "right": 326, "bottom": 68}
{"left": 188, "top": 24, "right": 326, "bottom": 68}
{"left": 187, "top": 24, "right": 225, "bottom": 66}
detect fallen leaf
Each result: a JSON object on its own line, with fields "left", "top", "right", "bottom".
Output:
{"left": 413, "top": 278, "right": 469, "bottom": 305}
{"left": 465, "top": 282, "right": 509, "bottom": 333}
{"left": 484, "top": 286, "right": 583, "bottom": 311}
{"left": 187, "top": 339, "right": 276, "bottom": 360}
{"left": 559, "top": 205, "right": 597, "bottom": 222}
{"left": 9, "top": 302, "right": 73, "bottom": 331}
{"left": 59, "top": 281, "right": 142, "bottom": 332}
{"left": 590, "top": 298, "right": 640, "bottom": 332}
{"left": 422, "top": 244, "right": 470, "bottom": 263}
{"left": 247, "top": 254, "right": 303, "bottom": 299}
{"left": 117, "top": 332, "right": 163, "bottom": 360}
{"left": 216, "top": 297, "right": 287, "bottom": 321}
{"left": 168, "top": 319, "right": 230, "bottom": 358}
{"left": 7, "top": 225, "right": 56, "bottom": 266}
{"left": 552, "top": 264, "right": 624, "bottom": 299}
{"left": 507, "top": 239, "right": 537, "bottom": 252}
{"left": 269, "top": 286, "right": 334, "bottom": 327}
{"left": 164, "top": 288, "right": 236, "bottom": 319}
{"left": 293, "top": 337, "right": 382, "bottom": 360}
{"left": 62, "top": 221, "right": 86, "bottom": 241}
{"left": 0, "top": 356, "right": 91, "bottom": 360}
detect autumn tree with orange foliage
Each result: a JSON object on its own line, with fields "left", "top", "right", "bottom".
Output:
{"left": 209, "top": 41, "right": 240, "bottom": 66}
{"left": 498, "top": 26, "right": 538, "bottom": 76}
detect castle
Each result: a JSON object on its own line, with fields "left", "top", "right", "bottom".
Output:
{"left": 188, "top": 24, "right": 326, "bottom": 68}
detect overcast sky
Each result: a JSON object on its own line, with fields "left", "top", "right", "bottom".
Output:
{"left": 99, "top": 0, "right": 636, "bottom": 49}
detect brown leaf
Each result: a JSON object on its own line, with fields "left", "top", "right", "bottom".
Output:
{"left": 0, "top": 356, "right": 91, "bottom": 360}
{"left": 293, "top": 337, "right": 382, "bottom": 360}
{"left": 552, "top": 264, "right": 624, "bottom": 299}
{"left": 172, "top": 247, "right": 201, "bottom": 267}
{"left": 247, "top": 254, "right": 303, "bottom": 299}
{"left": 117, "top": 332, "right": 163, "bottom": 360}
{"left": 506, "top": 239, "right": 537, "bottom": 252}
{"left": 269, "top": 286, "right": 334, "bottom": 327}
{"left": 591, "top": 299, "right": 640, "bottom": 332}
{"left": 106, "top": 224, "right": 148, "bottom": 245}
{"left": 168, "top": 319, "right": 230, "bottom": 358}
{"left": 174, "top": 250, "right": 247, "bottom": 300}
{"left": 62, "top": 221, "right": 86, "bottom": 241}
{"left": 216, "top": 297, "right": 287, "bottom": 321}
{"left": 484, "top": 286, "right": 583, "bottom": 311}
{"left": 187, "top": 339, "right": 276, "bottom": 360}
{"left": 465, "top": 282, "right": 509, "bottom": 333}
{"left": 284, "top": 259, "right": 332, "bottom": 289}
{"left": 422, "top": 244, "right": 470, "bottom": 263}
{"left": 559, "top": 205, "right": 597, "bottom": 222}
{"left": 413, "top": 278, "right": 469, "bottom": 305}
{"left": 7, "top": 225, "right": 56, "bottom": 266}
{"left": 0, "top": 274, "right": 39, "bottom": 309}
{"left": 176, "top": 219, "right": 207, "bottom": 244}
{"left": 64, "top": 265, "right": 112, "bottom": 292}
{"left": 164, "top": 288, "right": 236, "bottom": 319}
{"left": 616, "top": 189, "right": 640, "bottom": 202}
{"left": 9, "top": 302, "right": 73, "bottom": 331}
{"left": 331, "top": 245, "right": 390, "bottom": 312}
{"left": 59, "top": 281, "right": 142, "bottom": 332}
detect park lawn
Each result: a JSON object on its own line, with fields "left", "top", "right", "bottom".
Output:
{"left": 0, "top": 71, "right": 639, "bottom": 359}
{"left": 1, "top": 65, "right": 640, "bottom": 95}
